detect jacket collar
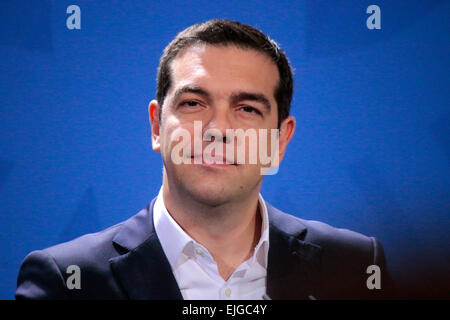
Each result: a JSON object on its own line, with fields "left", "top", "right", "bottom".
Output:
{"left": 109, "top": 199, "right": 183, "bottom": 300}
{"left": 266, "top": 203, "right": 322, "bottom": 299}
{"left": 109, "top": 198, "right": 322, "bottom": 300}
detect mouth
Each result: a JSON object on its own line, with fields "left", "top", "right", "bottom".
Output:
{"left": 191, "top": 156, "right": 237, "bottom": 167}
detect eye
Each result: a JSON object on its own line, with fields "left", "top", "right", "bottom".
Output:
{"left": 240, "top": 105, "right": 262, "bottom": 115}
{"left": 180, "top": 100, "right": 201, "bottom": 107}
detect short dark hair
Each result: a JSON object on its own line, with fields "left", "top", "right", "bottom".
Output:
{"left": 156, "top": 19, "right": 293, "bottom": 128}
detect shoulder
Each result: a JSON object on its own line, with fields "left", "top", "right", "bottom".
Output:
{"left": 267, "top": 203, "right": 377, "bottom": 265}
{"left": 42, "top": 222, "right": 123, "bottom": 269}
{"left": 16, "top": 202, "right": 156, "bottom": 299}
{"left": 16, "top": 223, "right": 124, "bottom": 298}
{"left": 302, "top": 219, "right": 375, "bottom": 259}
{"left": 16, "top": 219, "right": 131, "bottom": 299}
{"left": 25, "top": 199, "right": 154, "bottom": 271}
{"left": 266, "top": 203, "right": 394, "bottom": 298}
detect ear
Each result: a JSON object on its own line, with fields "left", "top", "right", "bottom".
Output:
{"left": 278, "top": 116, "right": 296, "bottom": 164}
{"left": 148, "top": 100, "right": 161, "bottom": 153}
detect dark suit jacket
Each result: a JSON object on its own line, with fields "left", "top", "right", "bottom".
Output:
{"left": 15, "top": 199, "right": 394, "bottom": 299}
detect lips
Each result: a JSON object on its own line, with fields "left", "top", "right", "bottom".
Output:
{"left": 191, "top": 155, "right": 237, "bottom": 166}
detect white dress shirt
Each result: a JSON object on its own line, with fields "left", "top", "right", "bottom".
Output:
{"left": 153, "top": 188, "right": 270, "bottom": 300}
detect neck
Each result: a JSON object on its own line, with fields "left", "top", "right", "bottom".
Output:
{"left": 161, "top": 171, "right": 262, "bottom": 280}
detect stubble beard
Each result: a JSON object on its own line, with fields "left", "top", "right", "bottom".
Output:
{"left": 163, "top": 160, "right": 263, "bottom": 211}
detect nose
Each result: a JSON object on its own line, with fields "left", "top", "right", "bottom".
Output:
{"left": 203, "top": 107, "right": 232, "bottom": 144}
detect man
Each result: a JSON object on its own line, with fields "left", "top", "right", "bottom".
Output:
{"left": 16, "top": 19, "right": 394, "bottom": 300}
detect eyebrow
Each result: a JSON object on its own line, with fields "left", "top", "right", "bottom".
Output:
{"left": 172, "top": 86, "right": 211, "bottom": 104}
{"left": 230, "top": 91, "right": 272, "bottom": 113}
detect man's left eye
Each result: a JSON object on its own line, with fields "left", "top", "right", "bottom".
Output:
{"left": 241, "top": 106, "right": 261, "bottom": 115}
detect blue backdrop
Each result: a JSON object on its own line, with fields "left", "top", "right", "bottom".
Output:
{"left": 0, "top": 0, "right": 448, "bottom": 299}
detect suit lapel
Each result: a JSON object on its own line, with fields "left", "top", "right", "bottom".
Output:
{"left": 109, "top": 199, "right": 183, "bottom": 300}
{"left": 108, "top": 198, "right": 320, "bottom": 300}
{"left": 266, "top": 204, "right": 322, "bottom": 300}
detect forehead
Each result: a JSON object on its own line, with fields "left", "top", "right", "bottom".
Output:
{"left": 168, "top": 44, "right": 279, "bottom": 99}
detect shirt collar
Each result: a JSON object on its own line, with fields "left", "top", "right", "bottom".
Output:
{"left": 153, "top": 187, "right": 270, "bottom": 270}
{"left": 153, "top": 188, "right": 194, "bottom": 268}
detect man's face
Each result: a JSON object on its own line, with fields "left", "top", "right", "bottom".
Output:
{"left": 150, "top": 44, "right": 294, "bottom": 206}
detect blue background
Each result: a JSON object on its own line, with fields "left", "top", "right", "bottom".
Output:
{"left": 0, "top": 0, "right": 448, "bottom": 299}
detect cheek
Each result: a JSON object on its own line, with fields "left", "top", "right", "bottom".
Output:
{"left": 260, "top": 128, "right": 279, "bottom": 162}
{"left": 160, "top": 120, "right": 196, "bottom": 161}
{"left": 232, "top": 128, "right": 278, "bottom": 165}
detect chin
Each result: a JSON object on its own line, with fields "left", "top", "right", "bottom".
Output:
{"left": 184, "top": 182, "right": 235, "bottom": 207}
{"left": 167, "top": 164, "right": 262, "bottom": 206}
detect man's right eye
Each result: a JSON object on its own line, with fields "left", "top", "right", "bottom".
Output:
{"left": 180, "top": 100, "right": 200, "bottom": 107}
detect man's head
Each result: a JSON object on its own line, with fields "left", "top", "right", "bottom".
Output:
{"left": 149, "top": 19, "right": 295, "bottom": 207}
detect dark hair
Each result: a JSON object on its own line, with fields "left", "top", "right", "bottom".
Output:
{"left": 156, "top": 19, "right": 293, "bottom": 128}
